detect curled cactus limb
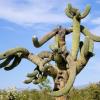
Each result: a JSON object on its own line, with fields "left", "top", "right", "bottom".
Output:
{"left": 24, "top": 64, "right": 58, "bottom": 85}
{"left": 32, "top": 27, "right": 72, "bottom": 48}
{"left": 80, "top": 5, "right": 91, "bottom": 19}
{"left": 24, "top": 74, "right": 47, "bottom": 85}
{"left": 24, "top": 69, "right": 40, "bottom": 84}
{"left": 32, "top": 29, "right": 59, "bottom": 48}
{"left": 4, "top": 55, "right": 22, "bottom": 71}
{"left": 43, "top": 64, "right": 58, "bottom": 78}
{"left": 27, "top": 70, "right": 39, "bottom": 78}
{"left": 80, "top": 25, "right": 100, "bottom": 42}
{"left": 32, "top": 74, "right": 47, "bottom": 84}
{"left": 24, "top": 77, "right": 34, "bottom": 84}
{"left": 76, "top": 37, "right": 94, "bottom": 74}
{"left": 65, "top": 3, "right": 73, "bottom": 18}
{"left": 0, "top": 56, "right": 14, "bottom": 68}
{"left": 0, "top": 47, "right": 29, "bottom": 60}
{"left": 0, "top": 48, "right": 29, "bottom": 70}
{"left": 80, "top": 36, "right": 90, "bottom": 57}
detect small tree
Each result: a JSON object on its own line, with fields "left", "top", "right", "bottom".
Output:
{"left": 0, "top": 3, "right": 100, "bottom": 100}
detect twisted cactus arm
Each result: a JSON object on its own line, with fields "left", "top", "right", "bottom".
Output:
{"left": 24, "top": 50, "right": 58, "bottom": 85}
{"left": 0, "top": 47, "right": 48, "bottom": 72}
{"left": 65, "top": 3, "right": 73, "bottom": 18}
{"left": 0, "top": 48, "right": 29, "bottom": 70}
{"left": 27, "top": 70, "right": 39, "bottom": 78}
{"left": 80, "top": 5, "right": 91, "bottom": 19}
{"left": 25, "top": 74, "right": 47, "bottom": 84}
{"left": 32, "top": 29, "right": 59, "bottom": 48}
{"left": 81, "top": 25, "right": 100, "bottom": 42}
{"left": 76, "top": 37, "right": 94, "bottom": 74}
{"left": 33, "top": 27, "right": 72, "bottom": 48}
{"left": 24, "top": 64, "right": 58, "bottom": 84}
{"left": 0, "top": 48, "right": 29, "bottom": 60}
{"left": 32, "top": 74, "right": 47, "bottom": 84}
{"left": 4, "top": 54, "right": 22, "bottom": 71}
{"left": 0, "top": 56, "right": 14, "bottom": 68}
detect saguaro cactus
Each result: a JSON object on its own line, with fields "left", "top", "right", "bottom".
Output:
{"left": 0, "top": 3, "right": 100, "bottom": 100}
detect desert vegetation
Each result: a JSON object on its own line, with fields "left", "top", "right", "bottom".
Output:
{"left": 0, "top": 82, "right": 100, "bottom": 100}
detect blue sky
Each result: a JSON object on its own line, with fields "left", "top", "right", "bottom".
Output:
{"left": 0, "top": 0, "right": 100, "bottom": 89}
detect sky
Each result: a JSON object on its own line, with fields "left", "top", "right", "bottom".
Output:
{"left": 0, "top": 0, "right": 100, "bottom": 90}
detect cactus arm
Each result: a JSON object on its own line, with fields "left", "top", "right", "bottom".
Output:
{"left": 0, "top": 56, "right": 14, "bottom": 68}
{"left": 49, "top": 65, "right": 76, "bottom": 97}
{"left": 32, "top": 29, "right": 58, "bottom": 48}
{"left": 0, "top": 47, "right": 48, "bottom": 72}
{"left": 25, "top": 53, "right": 46, "bottom": 71}
{"left": 24, "top": 74, "right": 47, "bottom": 84}
{"left": 49, "top": 34, "right": 59, "bottom": 52}
{"left": 24, "top": 69, "right": 39, "bottom": 84}
{"left": 24, "top": 64, "right": 58, "bottom": 84}
{"left": 80, "top": 36, "right": 90, "bottom": 57}
{"left": 81, "top": 25, "right": 100, "bottom": 42}
{"left": 24, "top": 77, "right": 34, "bottom": 84}
{"left": 76, "top": 37, "right": 94, "bottom": 74}
{"left": 4, "top": 55, "right": 21, "bottom": 71}
{"left": 65, "top": 28, "right": 73, "bottom": 35}
{"left": 89, "top": 39, "right": 94, "bottom": 53}
{"left": 0, "top": 48, "right": 29, "bottom": 60}
{"left": 32, "top": 74, "right": 47, "bottom": 84}
{"left": 27, "top": 70, "right": 39, "bottom": 78}
{"left": 65, "top": 3, "right": 73, "bottom": 18}
{"left": 80, "top": 5, "right": 91, "bottom": 19}
{"left": 71, "top": 16, "right": 80, "bottom": 60}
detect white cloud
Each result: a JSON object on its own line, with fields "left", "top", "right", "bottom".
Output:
{"left": 0, "top": 0, "right": 72, "bottom": 26}
{"left": 0, "top": 0, "right": 86, "bottom": 26}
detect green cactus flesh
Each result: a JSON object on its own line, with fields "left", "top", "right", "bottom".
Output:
{"left": 27, "top": 70, "right": 39, "bottom": 77}
{"left": 32, "top": 29, "right": 58, "bottom": 48}
{"left": 65, "top": 4, "right": 73, "bottom": 18}
{"left": 0, "top": 48, "right": 29, "bottom": 60}
{"left": 81, "top": 25, "right": 100, "bottom": 42}
{"left": 80, "top": 5, "right": 91, "bottom": 19}
{"left": 71, "top": 16, "right": 80, "bottom": 60}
